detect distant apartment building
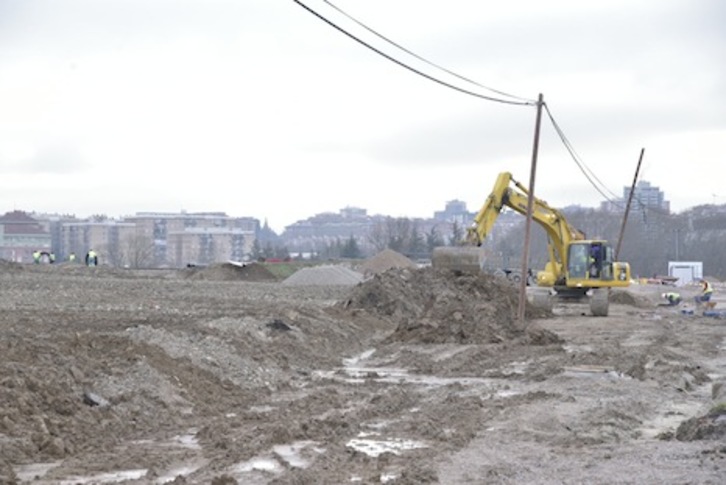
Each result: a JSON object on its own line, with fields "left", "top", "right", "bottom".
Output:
{"left": 282, "top": 207, "right": 376, "bottom": 254}
{"left": 61, "top": 219, "right": 138, "bottom": 266}
{"left": 167, "top": 227, "right": 254, "bottom": 266}
{"left": 601, "top": 180, "right": 670, "bottom": 213}
{"left": 0, "top": 210, "right": 51, "bottom": 263}
{"left": 434, "top": 199, "right": 475, "bottom": 226}
{"left": 124, "top": 212, "right": 259, "bottom": 267}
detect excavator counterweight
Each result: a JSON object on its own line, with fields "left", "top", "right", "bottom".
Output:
{"left": 431, "top": 246, "right": 484, "bottom": 274}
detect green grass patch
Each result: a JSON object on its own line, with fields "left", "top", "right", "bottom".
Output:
{"left": 261, "top": 261, "right": 313, "bottom": 280}
{"left": 708, "top": 402, "right": 726, "bottom": 416}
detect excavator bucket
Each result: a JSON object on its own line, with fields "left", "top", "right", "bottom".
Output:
{"left": 431, "top": 247, "right": 484, "bottom": 274}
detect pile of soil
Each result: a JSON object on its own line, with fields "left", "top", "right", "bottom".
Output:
{"left": 282, "top": 265, "right": 363, "bottom": 286}
{"left": 675, "top": 405, "right": 726, "bottom": 441}
{"left": 182, "top": 262, "right": 277, "bottom": 282}
{"left": 358, "top": 249, "right": 417, "bottom": 275}
{"left": 342, "top": 267, "right": 557, "bottom": 345}
{"left": 610, "top": 289, "right": 654, "bottom": 308}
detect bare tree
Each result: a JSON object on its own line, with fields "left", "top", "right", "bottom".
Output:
{"left": 102, "top": 233, "right": 154, "bottom": 268}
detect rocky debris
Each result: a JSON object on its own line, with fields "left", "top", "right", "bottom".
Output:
{"left": 267, "top": 318, "right": 292, "bottom": 331}
{"left": 358, "top": 248, "right": 417, "bottom": 276}
{"left": 182, "top": 262, "right": 277, "bottom": 282}
{"left": 282, "top": 264, "right": 363, "bottom": 286}
{"left": 82, "top": 391, "right": 110, "bottom": 407}
{"left": 342, "top": 267, "right": 557, "bottom": 344}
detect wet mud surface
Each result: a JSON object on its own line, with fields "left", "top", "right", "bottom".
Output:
{"left": 1, "top": 262, "right": 725, "bottom": 484}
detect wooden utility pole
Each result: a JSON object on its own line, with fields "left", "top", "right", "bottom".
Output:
{"left": 615, "top": 148, "right": 645, "bottom": 260}
{"left": 518, "top": 93, "right": 544, "bottom": 325}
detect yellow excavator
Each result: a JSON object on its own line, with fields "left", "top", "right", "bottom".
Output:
{"left": 432, "top": 172, "right": 631, "bottom": 316}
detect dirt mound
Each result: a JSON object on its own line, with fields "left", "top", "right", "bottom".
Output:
{"left": 610, "top": 289, "right": 653, "bottom": 308}
{"left": 182, "top": 262, "right": 277, "bottom": 282}
{"left": 282, "top": 265, "right": 363, "bottom": 286}
{"left": 675, "top": 405, "right": 726, "bottom": 441}
{"left": 341, "top": 267, "right": 557, "bottom": 345}
{"left": 359, "top": 248, "right": 417, "bottom": 275}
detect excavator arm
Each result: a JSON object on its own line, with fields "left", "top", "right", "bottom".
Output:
{"left": 465, "top": 172, "right": 585, "bottom": 277}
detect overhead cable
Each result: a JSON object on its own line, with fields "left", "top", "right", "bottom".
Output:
{"left": 544, "top": 104, "right": 669, "bottom": 216}
{"left": 293, "top": 0, "right": 535, "bottom": 106}
{"left": 321, "top": 0, "right": 535, "bottom": 104}
{"left": 544, "top": 104, "right": 620, "bottom": 202}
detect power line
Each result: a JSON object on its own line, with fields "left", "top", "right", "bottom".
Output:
{"left": 294, "top": 1, "right": 669, "bottom": 216}
{"left": 544, "top": 103, "right": 621, "bottom": 204}
{"left": 544, "top": 104, "right": 670, "bottom": 217}
{"left": 321, "top": 0, "right": 534, "bottom": 104}
{"left": 293, "top": 0, "right": 535, "bottom": 106}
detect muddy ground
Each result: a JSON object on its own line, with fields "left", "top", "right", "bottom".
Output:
{"left": 1, "top": 262, "right": 724, "bottom": 484}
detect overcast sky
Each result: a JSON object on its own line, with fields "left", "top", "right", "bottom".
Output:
{"left": 1, "top": 0, "right": 724, "bottom": 232}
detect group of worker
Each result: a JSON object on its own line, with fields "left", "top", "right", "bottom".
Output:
{"left": 32, "top": 250, "right": 55, "bottom": 264}
{"left": 661, "top": 279, "right": 714, "bottom": 307}
{"left": 32, "top": 249, "right": 99, "bottom": 267}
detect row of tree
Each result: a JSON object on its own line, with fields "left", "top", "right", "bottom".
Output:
{"left": 310, "top": 204, "right": 726, "bottom": 281}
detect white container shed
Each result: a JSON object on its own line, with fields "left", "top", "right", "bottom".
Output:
{"left": 668, "top": 261, "right": 703, "bottom": 286}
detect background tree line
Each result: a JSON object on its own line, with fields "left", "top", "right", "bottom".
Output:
{"left": 311, "top": 205, "right": 726, "bottom": 281}
{"left": 489, "top": 205, "right": 726, "bottom": 281}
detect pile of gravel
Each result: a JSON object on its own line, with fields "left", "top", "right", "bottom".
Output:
{"left": 359, "top": 249, "right": 416, "bottom": 276}
{"left": 282, "top": 265, "right": 363, "bottom": 286}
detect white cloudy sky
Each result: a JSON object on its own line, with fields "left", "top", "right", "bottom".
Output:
{"left": 1, "top": 0, "right": 724, "bottom": 232}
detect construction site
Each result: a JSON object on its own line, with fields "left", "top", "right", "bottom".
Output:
{"left": 1, "top": 252, "right": 724, "bottom": 484}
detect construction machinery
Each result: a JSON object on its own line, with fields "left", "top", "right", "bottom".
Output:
{"left": 432, "top": 172, "right": 631, "bottom": 316}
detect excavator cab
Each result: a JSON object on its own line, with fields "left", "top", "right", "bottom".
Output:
{"left": 565, "top": 241, "right": 630, "bottom": 288}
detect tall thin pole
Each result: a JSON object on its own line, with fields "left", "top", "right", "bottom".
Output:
{"left": 615, "top": 148, "right": 645, "bottom": 260}
{"left": 518, "top": 93, "right": 544, "bottom": 325}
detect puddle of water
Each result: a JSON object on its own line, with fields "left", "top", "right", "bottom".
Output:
{"left": 314, "top": 348, "right": 526, "bottom": 399}
{"left": 505, "top": 361, "right": 530, "bottom": 375}
{"left": 57, "top": 469, "right": 148, "bottom": 485}
{"left": 346, "top": 436, "right": 427, "bottom": 457}
{"left": 249, "top": 404, "right": 276, "bottom": 413}
{"left": 231, "top": 440, "right": 321, "bottom": 477}
{"left": 351, "top": 473, "right": 399, "bottom": 483}
{"left": 129, "top": 429, "right": 199, "bottom": 450}
{"left": 273, "top": 440, "right": 322, "bottom": 468}
{"left": 562, "top": 366, "right": 630, "bottom": 379}
{"left": 13, "top": 462, "right": 61, "bottom": 481}
{"left": 315, "top": 360, "right": 523, "bottom": 399}
{"left": 343, "top": 349, "right": 376, "bottom": 366}
{"left": 233, "top": 457, "right": 282, "bottom": 474}
{"left": 155, "top": 462, "right": 206, "bottom": 484}
{"left": 171, "top": 430, "right": 200, "bottom": 449}
{"left": 563, "top": 344, "right": 595, "bottom": 354}
{"left": 329, "top": 365, "right": 513, "bottom": 388}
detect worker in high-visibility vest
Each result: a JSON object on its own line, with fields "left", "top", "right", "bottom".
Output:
{"left": 695, "top": 279, "right": 714, "bottom": 306}
{"left": 85, "top": 249, "right": 98, "bottom": 267}
{"left": 661, "top": 292, "right": 681, "bottom": 306}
